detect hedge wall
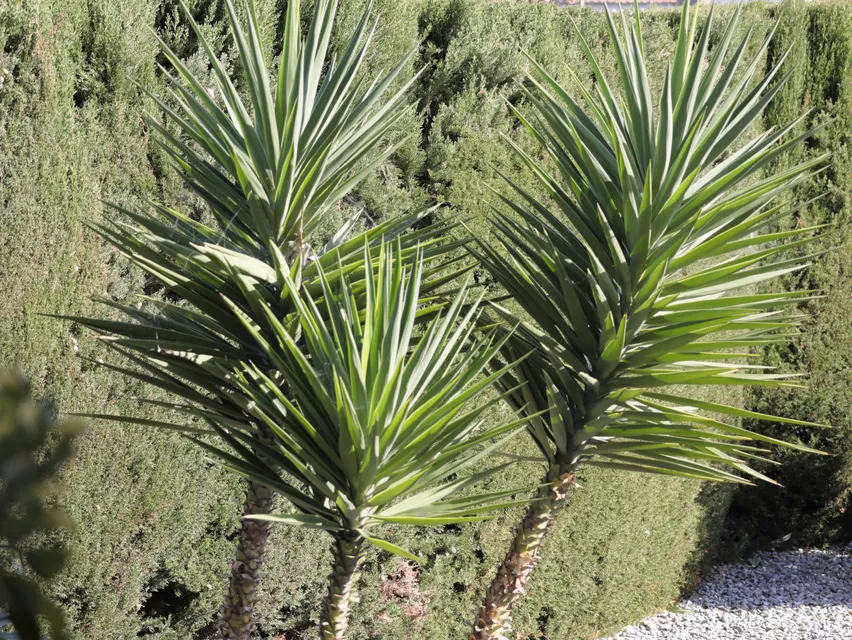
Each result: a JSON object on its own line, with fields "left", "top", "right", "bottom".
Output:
{"left": 723, "top": 0, "right": 852, "bottom": 551}
{"left": 0, "top": 1, "right": 849, "bottom": 639}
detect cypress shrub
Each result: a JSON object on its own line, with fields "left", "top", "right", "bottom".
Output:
{"left": 725, "top": 2, "right": 852, "bottom": 552}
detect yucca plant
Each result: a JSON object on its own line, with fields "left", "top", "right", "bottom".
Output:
{"left": 195, "top": 242, "right": 533, "bottom": 639}
{"left": 63, "top": 1, "right": 468, "bottom": 638}
{"left": 468, "top": 4, "right": 830, "bottom": 638}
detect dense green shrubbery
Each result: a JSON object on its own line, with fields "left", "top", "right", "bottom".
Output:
{"left": 723, "top": 0, "right": 852, "bottom": 551}
{"left": 0, "top": 1, "right": 849, "bottom": 638}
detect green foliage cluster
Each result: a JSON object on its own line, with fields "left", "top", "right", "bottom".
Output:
{"left": 0, "top": 372, "right": 78, "bottom": 640}
{"left": 0, "top": 1, "right": 849, "bottom": 639}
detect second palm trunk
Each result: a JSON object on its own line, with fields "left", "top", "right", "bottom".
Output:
{"left": 220, "top": 480, "right": 274, "bottom": 640}
{"left": 320, "top": 533, "right": 364, "bottom": 640}
{"left": 470, "top": 470, "right": 574, "bottom": 640}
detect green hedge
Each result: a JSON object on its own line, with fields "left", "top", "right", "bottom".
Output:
{"left": 0, "top": 1, "right": 849, "bottom": 639}
{"left": 723, "top": 0, "right": 852, "bottom": 552}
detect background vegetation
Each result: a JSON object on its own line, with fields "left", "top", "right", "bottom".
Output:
{"left": 0, "top": 0, "right": 849, "bottom": 638}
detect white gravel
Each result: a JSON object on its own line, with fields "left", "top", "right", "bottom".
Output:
{"left": 605, "top": 545, "right": 852, "bottom": 640}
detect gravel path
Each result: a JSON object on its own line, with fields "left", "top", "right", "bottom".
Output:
{"left": 605, "top": 545, "right": 852, "bottom": 640}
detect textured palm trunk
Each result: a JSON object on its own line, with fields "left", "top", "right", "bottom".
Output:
{"left": 220, "top": 423, "right": 280, "bottom": 640}
{"left": 220, "top": 479, "right": 275, "bottom": 640}
{"left": 469, "top": 470, "right": 574, "bottom": 640}
{"left": 319, "top": 532, "right": 364, "bottom": 640}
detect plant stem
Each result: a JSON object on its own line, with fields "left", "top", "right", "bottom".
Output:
{"left": 320, "top": 531, "right": 364, "bottom": 640}
{"left": 220, "top": 479, "right": 275, "bottom": 640}
{"left": 469, "top": 469, "right": 574, "bottom": 640}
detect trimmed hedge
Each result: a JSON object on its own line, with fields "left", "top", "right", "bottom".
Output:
{"left": 0, "top": 1, "right": 849, "bottom": 638}
{"left": 723, "top": 0, "right": 852, "bottom": 552}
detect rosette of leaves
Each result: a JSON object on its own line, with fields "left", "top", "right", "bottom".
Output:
{"left": 133, "top": 242, "right": 533, "bottom": 640}
{"left": 468, "top": 4, "right": 831, "bottom": 638}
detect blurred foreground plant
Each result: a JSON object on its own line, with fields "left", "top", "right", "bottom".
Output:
{"left": 1, "top": 372, "right": 78, "bottom": 640}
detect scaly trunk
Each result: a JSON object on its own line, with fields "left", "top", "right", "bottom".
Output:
{"left": 469, "top": 470, "right": 574, "bottom": 640}
{"left": 220, "top": 479, "right": 274, "bottom": 640}
{"left": 319, "top": 532, "right": 364, "bottom": 640}
{"left": 220, "top": 423, "right": 280, "bottom": 640}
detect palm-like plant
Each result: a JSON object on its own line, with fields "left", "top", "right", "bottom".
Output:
{"left": 469, "top": 4, "right": 830, "bottom": 638}
{"left": 197, "top": 242, "right": 532, "bottom": 639}
{"left": 64, "top": 1, "right": 467, "bottom": 638}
